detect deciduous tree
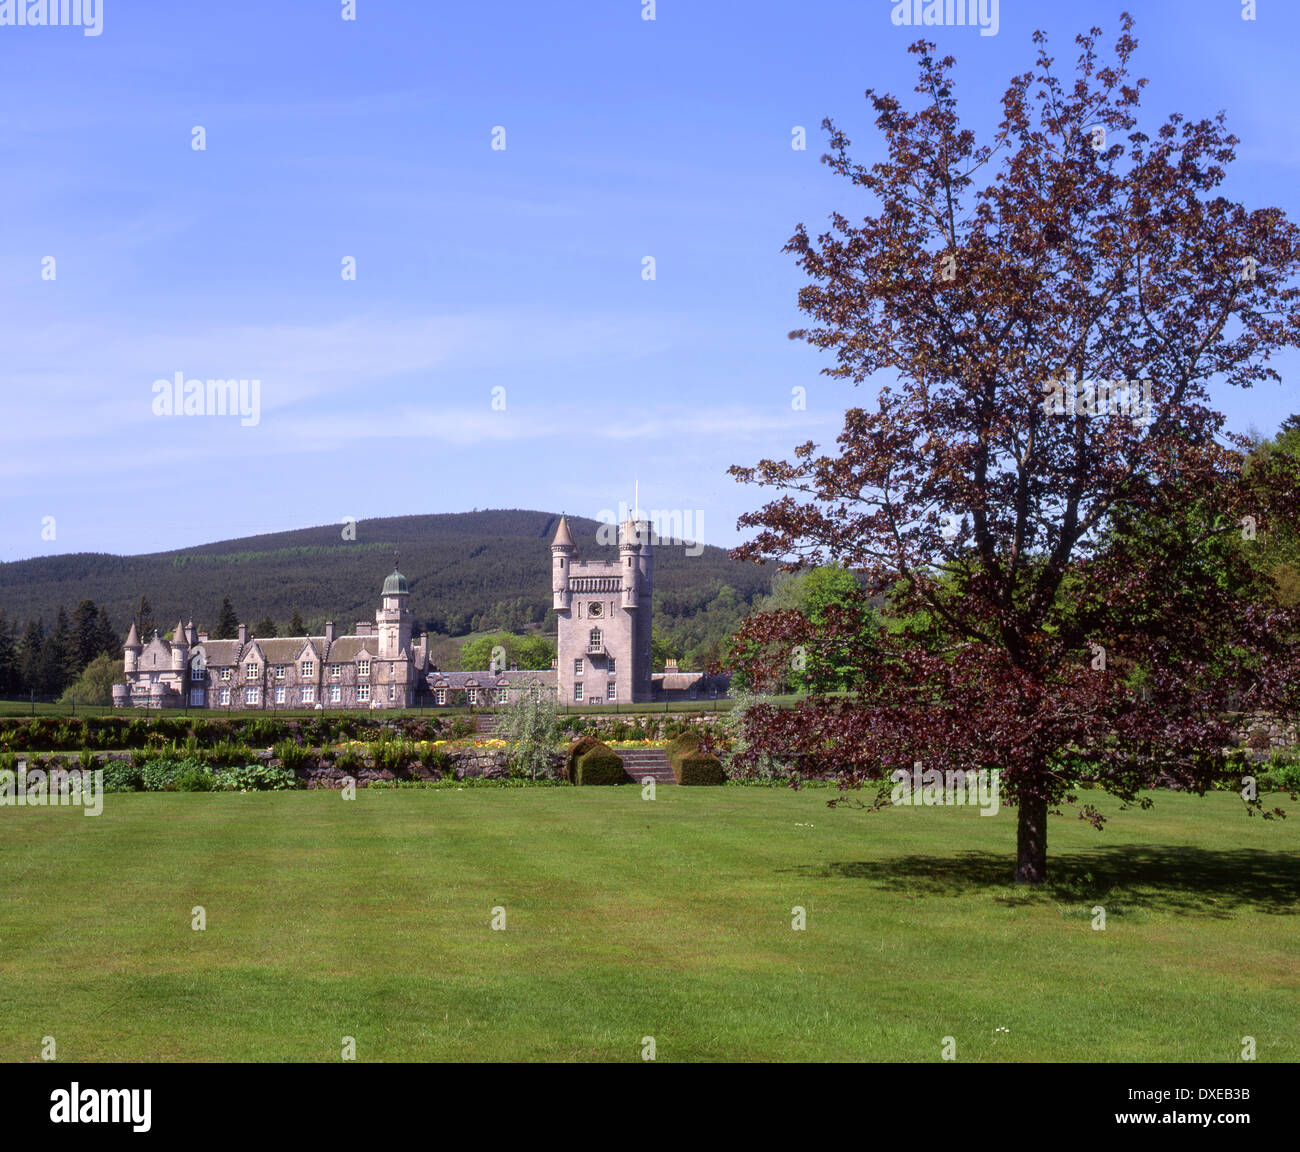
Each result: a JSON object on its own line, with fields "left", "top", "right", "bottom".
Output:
{"left": 729, "top": 18, "right": 1300, "bottom": 883}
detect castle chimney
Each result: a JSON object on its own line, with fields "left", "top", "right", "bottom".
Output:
{"left": 324, "top": 621, "right": 336, "bottom": 644}
{"left": 665, "top": 658, "right": 679, "bottom": 673}
{"left": 237, "top": 623, "right": 247, "bottom": 645}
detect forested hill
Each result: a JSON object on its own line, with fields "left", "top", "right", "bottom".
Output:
{"left": 0, "top": 510, "right": 771, "bottom": 645}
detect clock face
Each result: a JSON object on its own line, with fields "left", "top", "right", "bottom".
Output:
{"left": 588, "top": 602, "right": 603, "bottom": 617}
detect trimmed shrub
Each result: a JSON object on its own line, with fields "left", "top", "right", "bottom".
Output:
{"left": 674, "top": 751, "right": 727, "bottom": 786}
{"left": 575, "top": 744, "right": 627, "bottom": 786}
{"left": 667, "top": 733, "right": 725, "bottom": 786}
{"left": 564, "top": 736, "right": 603, "bottom": 783}
{"left": 669, "top": 729, "right": 703, "bottom": 754}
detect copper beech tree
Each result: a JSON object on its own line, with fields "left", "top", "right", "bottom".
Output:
{"left": 727, "top": 18, "right": 1300, "bottom": 884}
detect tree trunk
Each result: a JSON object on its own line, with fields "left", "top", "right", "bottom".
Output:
{"left": 1015, "top": 793, "right": 1048, "bottom": 885}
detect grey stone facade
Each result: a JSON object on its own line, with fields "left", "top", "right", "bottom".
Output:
{"left": 114, "top": 568, "right": 425, "bottom": 711}
{"left": 551, "top": 514, "right": 653, "bottom": 704}
{"left": 114, "top": 517, "right": 727, "bottom": 710}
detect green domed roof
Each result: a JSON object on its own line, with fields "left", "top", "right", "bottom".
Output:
{"left": 382, "top": 569, "right": 409, "bottom": 596}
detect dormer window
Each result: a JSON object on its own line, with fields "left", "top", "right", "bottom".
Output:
{"left": 358, "top": 660, "right": 370, "bottom": 677}
{"left": 245, "top": 663, "right": 259, "bottom": 680}
{"left": 301, "top": 661, "right": 314, "bottom": 679}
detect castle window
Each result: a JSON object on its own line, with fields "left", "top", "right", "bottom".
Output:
{"left": 275, "top": 686, "right": 286, "bottom": 704}
{"left": 358, "top": 660, "right": 370, "bottom": 677}
{"left": 388, "top": 685, "right": 395, "bottom": 701}
{"left": 220, "top": 687, "right": 231, "bottom": 706}
{"left": 273, "top": 665, "right": 285, "bottom": 679}
{"left": 607, "top": 682, "right": 617, "bottom": 701}
{"left": 496, "top": 688, "right": 508, "bottom": 704}
{"left": 244, "top": 687, "right": 259, "bottom": 705}
{"left": 190, "top": 689, "right": 205, "bottom": 707}
{"left": 573, "top": 684, "right": 582, "bottom": 702}
{"left": 608, "top": 657, "right": 616, "bottom": 676}
{"left": 435, "top": 688, "right": 446, "bottom": 705}
{"left": 329, "top": 664, "right": 340, "bottom": 677}
{"left": 330, "top": 685, "right": 341, "bottom": 703}
{"left": 220, "top": 668, "right": 231, "bottom": 681}
{"left": 358, "top": 685, "right": 371, "bottom": 702}
{"left": 574, "top": 658, "right": 583, "bottom": 676}
{"left": 588, "top": 628, "right": 602, "bottom": 651}
{"left": 191, "top": 664, "right": 205, "bottom": 681}
{"left": 302, "top": 685, "right": 315, "bottom": 704}
{"left": 301, "top": 662, "right": 314, "bottom": 679}
{"left": 246, "top": 663, "right": 259, "bottom": 680}
{"left": 467, "top": 688, "right": 478, "bottom": 705}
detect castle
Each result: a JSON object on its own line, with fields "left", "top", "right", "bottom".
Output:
{"left": 113, "top": 514, "right": 728, "bottom": 710}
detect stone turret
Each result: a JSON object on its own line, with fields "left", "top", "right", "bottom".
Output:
{"left": 123, "top": 621, "right": 141, "bottom": 674}
{"left": 551, "top": 515, "right": 575, "bottom": 610}
{"left": 377, "top": 565, "right": 412, "bottom": 661}
{"left": 619, "top": 518, "right": 643, "bottom": 609}
{"left": 622, "top": 515, "right": 654, "bottom": 700}
{"left": 170, "top": 619, "right": 188, "bottom": 671}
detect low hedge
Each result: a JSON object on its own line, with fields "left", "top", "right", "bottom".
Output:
{"left": 0, "top": 713, "right": 449, "bottom": 753}
{"left": 575, "top": 743, "right": 627, "bottom": 786}
{"left": 667, "top": 733, "right": 725, "bottom": 786}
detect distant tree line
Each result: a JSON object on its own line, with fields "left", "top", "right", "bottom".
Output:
{"left": 0, "top": 510, "right": 771, "bottom": 649}
{"left": 0, "top": 598, "right": 121, "bottom": 699}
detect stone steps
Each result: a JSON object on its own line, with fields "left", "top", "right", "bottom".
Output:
{"left": 613, "top": 748, "right": 675, "bottom": 784}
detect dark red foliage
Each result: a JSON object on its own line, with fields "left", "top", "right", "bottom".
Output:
{"left": 728, "top": 16, "right": 1300, "bottom": 883}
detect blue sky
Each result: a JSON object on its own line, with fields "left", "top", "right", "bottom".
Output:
{"left": 2, "top": 0, "right": 1298, "bottom": 561}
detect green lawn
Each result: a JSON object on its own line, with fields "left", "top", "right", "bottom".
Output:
{"left": 0, "top": 788, "right": 1295, "bottom": 1062}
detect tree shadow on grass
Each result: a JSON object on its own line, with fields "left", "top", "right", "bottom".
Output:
{"left": 786, "top": 847, "right": 1300, "bottom": 918}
